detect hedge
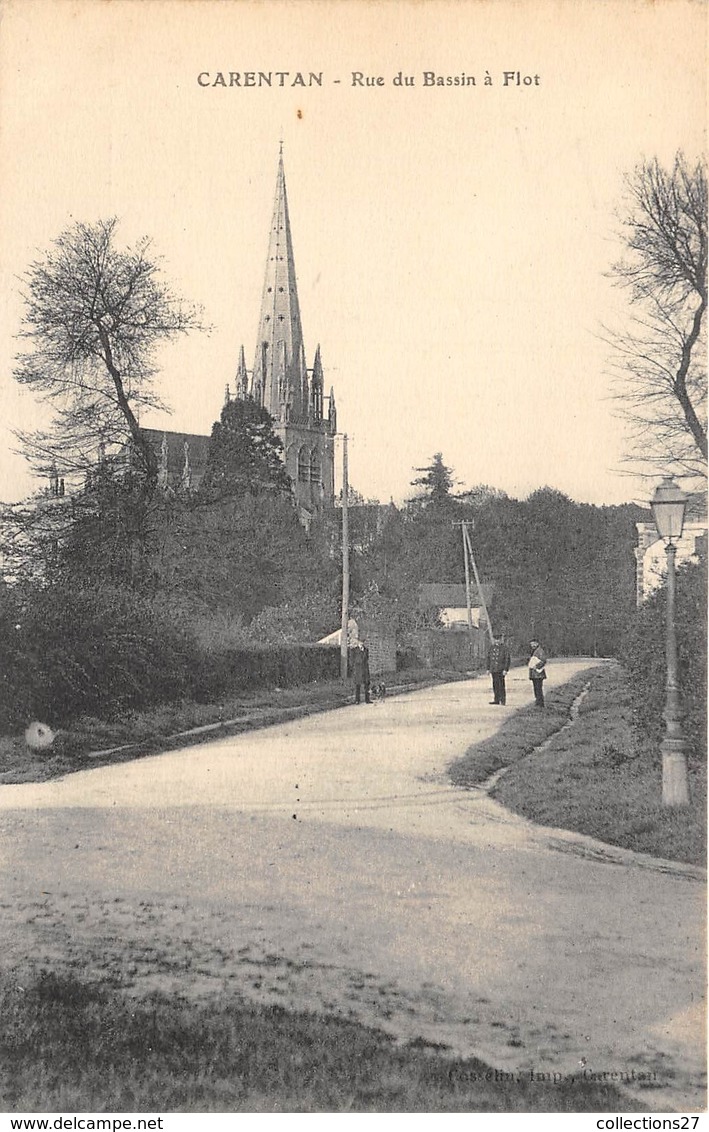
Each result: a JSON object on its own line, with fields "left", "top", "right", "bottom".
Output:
{"left": 0, "top": 584, "right": 200, "bottom": 730}
{"left": 0, "top": 583, "right": 342, "bottom": 732}
{"left": 618, "top": 554, "right": 707, "bottom": 758}
{"left": 192, "top": 644, "right": 341, "bottom": 700}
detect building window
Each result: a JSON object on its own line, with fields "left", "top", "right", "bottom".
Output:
{"left": 298, "top": 447, "right": 309, "bottom": 483}
{"left": 309, "top": 450, "right": 321, "bottom": 484}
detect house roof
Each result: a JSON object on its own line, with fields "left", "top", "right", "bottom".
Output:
{"left": 418, "top": 582, "right": 494, "bottom": 609}
{"left": 141, "top": 428, "right": 212, "bottom": 474}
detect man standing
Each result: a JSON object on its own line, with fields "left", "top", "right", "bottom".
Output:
{"left": 487, "top": 633, "right": 511, "bottom": 705}
{"left": 351, "top": 640, "right": 371, "bottom": 704}
{"left": 528, "top": 639, "right": 547, "bottom": 707}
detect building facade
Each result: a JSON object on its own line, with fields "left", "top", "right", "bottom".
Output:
{"left": 634, "top": 516, "right": 708, "bottom": 605}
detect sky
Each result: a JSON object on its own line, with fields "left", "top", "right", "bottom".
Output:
{"left": 0, "top": 0, "right": 706, "bottom": 507}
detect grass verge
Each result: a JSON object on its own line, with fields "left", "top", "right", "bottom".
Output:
{"left": 449, "top": 667, "right": 600, "bottom": 787}
{"left": 491, "top": 663, "right": 707, "bottom": 868}
{"left": 0, "top": 668, "right": 468, "bottom": 785}
{"left": 0, "top": 971, "right": 642, "bottom": 1113}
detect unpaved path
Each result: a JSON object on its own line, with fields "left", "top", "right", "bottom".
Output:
{"left": 0, "top": 661, "right": 705, "bottom": 1111}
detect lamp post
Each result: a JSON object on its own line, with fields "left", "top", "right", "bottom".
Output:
{"left": 650, "top": 477, "right": 690, "bottom": 807}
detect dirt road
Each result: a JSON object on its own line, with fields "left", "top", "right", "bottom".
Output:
{"left": 0, "top": 661, "right": 705, "bottom": 1110}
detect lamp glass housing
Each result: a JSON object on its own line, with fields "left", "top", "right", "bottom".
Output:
{"left": 651, "top": 477, "right": 688, "bottom": 542}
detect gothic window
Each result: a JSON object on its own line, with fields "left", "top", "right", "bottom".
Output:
{"left": 298, "top": 446, "right": 310, "bottom": 483}
{"left": 309, "top": 449, "right": 321, "bottom": 484}
{"left": 312, "top": 384, "right": 322, "bottom": 420}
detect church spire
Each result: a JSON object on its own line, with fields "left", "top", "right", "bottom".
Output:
{"left": 311, "top": 344, "right": 324, "bottom": 421}
{"left": 235, "top": 345, "right": 248, "bottom": 399}
{"left": 253, "top": 150, "right": 304, "bottom": 419}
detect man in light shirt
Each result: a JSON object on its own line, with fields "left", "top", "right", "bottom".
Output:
{"left": 528, "top": 639, "right": 547, "bottom": 707}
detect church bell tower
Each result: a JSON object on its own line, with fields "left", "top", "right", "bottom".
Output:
{"left": 232, "top": 149, "right": 337, "bottom": 513}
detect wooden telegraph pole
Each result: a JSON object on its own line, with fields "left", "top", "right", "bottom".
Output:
{"left": 461, "top": 522, "right": 475, "bottom": 641}
{"left": 454, "top": 520, "right": 494, "bottom": 646}
{"left": 463, "top": 521, "right": 494, "bottom": 643}
{"left": 340, "top": 434, "right": 350, "bottom": 679}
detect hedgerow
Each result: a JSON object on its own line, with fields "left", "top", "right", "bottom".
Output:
{"left": 618, "top": 554, "right": 707, "bottom": 758}
{"left": 0, "top": 584, "right": 199, "bottom": 729}
{"left": 0, "top": 582, "right": 341, "bottom": 733}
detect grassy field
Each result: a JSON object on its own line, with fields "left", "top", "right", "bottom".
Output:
{"left": 0, "top": 667, "right": 462, "bottom": 785}
{"left": 449, "top": 667, "right": 599, "bottom": 787}
{"left": 0, "top": 971, "right": 641, "bottom": 1113}
{"left": 451, "top": 662, "right": 706, "bottom": 867}
{"left": 491, "top": 663, "right": 706, "bottom": 867}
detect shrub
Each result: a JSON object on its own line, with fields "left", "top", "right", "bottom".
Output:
{"left": 246, "top": 593, "right": 339, "bottom": 646}
{"left": 0, "top": 583, "right": 342, "bottom": 734}
{"left": 619, "top": 554, "right": 707, "bottom": 757}
{"left": 0, "top": 584, "right": 34, "bottom": 728}
{"left": 0, "top": 583, "right": 201, "bottom": 729}
{"left": 193, "top": 644, "right": 341, "bottom": 700}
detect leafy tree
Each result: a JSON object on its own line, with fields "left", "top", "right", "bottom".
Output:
{"left": 457, "top": 484, "right": 510, "bottom": 507}
{"left": 57, "top": 463, "right": 150, "bottom": 585}
{"left": 605, "top": 153, "right": 707, "bottom": 483}
{"left": 149, "top": 491, "right": 338, "bottom": 624}
{"left": 247, "top": 590, "right": 339, "bottom": 645}
{"left": 199, "top": 396, "right": 291, "bottom": 501}
{"left": 352, "top": 484, "right": 643, "bottom": 659}
{"left": 13, "top": 217, "right": 203, "bottom": 496}
{"left": 410, "top": 452, "right": 456, "bottom": 506}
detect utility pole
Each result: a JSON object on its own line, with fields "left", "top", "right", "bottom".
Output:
{"left": 463, "top": 521, "right": 494, "bottom": 643}
{"left": 460, "top": 522, "right": 474, "bottom": 641}
{"left": 340, "top": 433, "right": 350, "bottom": 679}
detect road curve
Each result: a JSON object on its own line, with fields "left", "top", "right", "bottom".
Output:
{"left": 0, "top": 660, "right": 705, "bottom": 1111}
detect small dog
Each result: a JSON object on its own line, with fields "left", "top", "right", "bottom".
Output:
{"left": 370, "top": 682, "right": 387, "bottom": 700}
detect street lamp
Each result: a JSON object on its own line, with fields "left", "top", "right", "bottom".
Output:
{"left": 650, "top": 477, "right": 690, "bottom": 806}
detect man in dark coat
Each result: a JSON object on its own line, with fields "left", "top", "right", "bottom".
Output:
{"left": 351, "top": 641, "right": 371, "bottom": 704}
{"left": 487, "top": 634, "right": 511, "bottom": 705}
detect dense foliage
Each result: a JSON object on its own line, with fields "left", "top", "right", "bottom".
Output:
{"left": 347, "top": 470, "right": 643, "bottom": 658}
{"left": 618, "top": 554, "right": 707, "bottom": 757}
{"left": 0, "top": 583, "right": 199, "bottom": 730}
{"left": 0, "top": 581, "right": 340, "bottom": 732}
{"left": 149, "top": 492, "right": 339, "bottom": 625}
{"left": 193, "top": 643, "right": 340, "bottom": 700}
{"left": 2, "top": 429, "right": 668, "bottom": 736}
{"left": 199, "top": 396, "right": 292, "bottom": 500}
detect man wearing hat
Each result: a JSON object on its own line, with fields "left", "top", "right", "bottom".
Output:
{"left": 487, "top": 633, "right": 511, "bottom": 705}
{"left": 528, "top": 639, "right": 547, "bottom": 707}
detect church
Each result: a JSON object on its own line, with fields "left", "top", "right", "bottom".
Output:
{"left": 144, "top": 150, "right": 338, "bottom": 517}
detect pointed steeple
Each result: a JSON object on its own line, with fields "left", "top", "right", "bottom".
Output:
{"left": 311, "top": 344, "right": 324, "bottom": 421}
{"left": 328, "top": 385, "right": 337, "bottom": 433}
{"left": 235, "top": 345, "right": 248, "bottom": 399}
{"left": 253, "top": 150, "right": 305, "bottom": 420}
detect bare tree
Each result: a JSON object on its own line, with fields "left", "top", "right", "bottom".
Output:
{"left": 606, "top": 153, "right": 707, "bottom": 484}
{"left": 13, "top": 218, "right": 204, "bottom": 497}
